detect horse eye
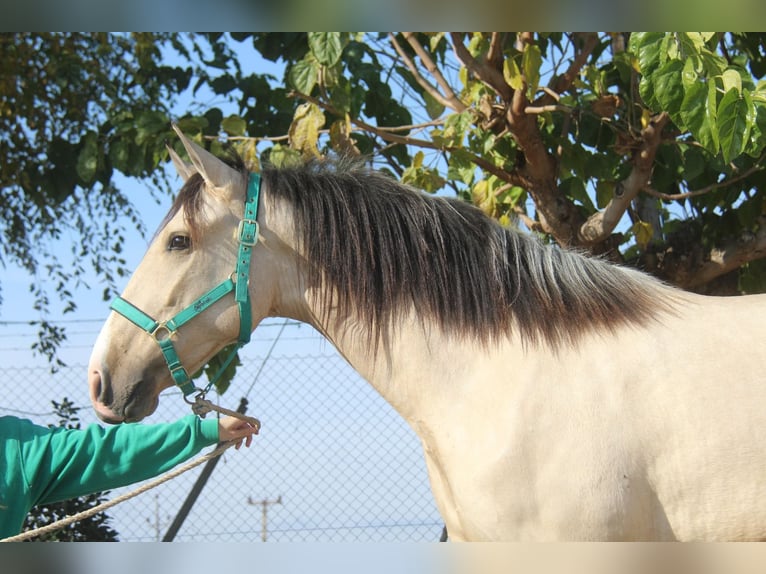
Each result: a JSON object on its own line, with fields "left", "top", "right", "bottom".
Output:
{"left": 168, "top": 235, "right": 191, "bottom": 251}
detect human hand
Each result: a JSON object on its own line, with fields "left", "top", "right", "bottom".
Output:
{"left": 218, "top": 415, "right": 258, "bottom": 449}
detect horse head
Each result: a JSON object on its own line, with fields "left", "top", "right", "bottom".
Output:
{"left": 88, "top": 127, "right": 282, "bottom": 423}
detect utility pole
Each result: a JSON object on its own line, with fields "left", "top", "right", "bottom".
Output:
{"left": 147, "top": 495, "right": 170, "bottom": 541}
{"left": 247, "top": 495, "right": 282, "bottom": 542}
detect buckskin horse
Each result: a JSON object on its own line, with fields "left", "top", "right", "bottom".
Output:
{"left": 88, "top": 126, "right": 766, "bottom": 540}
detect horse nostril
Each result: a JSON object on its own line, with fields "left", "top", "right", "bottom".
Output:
{"left": 89, "top": 368, "right": 113, "bottom": 406}
{"left": 92, "top": 372, "right": 102, "bottom": 398}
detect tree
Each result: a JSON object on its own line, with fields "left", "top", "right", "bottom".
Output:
{"left": 22, "top": 398, "right": 119, "bottom": 541}
{"left": 192, "top": 32, "right": 766, "bottom": 294}
{"left": 0, "top": 33, "right": 222, "bottom": 364}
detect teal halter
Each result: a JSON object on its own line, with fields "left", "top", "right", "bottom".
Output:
{"left": 109, "top": 173, "right": 261, "bottom": 398}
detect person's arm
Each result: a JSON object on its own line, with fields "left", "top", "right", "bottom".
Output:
{"left": 23, "top": 415, "right": 251, "bottom": 506}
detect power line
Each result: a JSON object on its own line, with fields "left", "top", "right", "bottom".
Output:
{"left": 0, "top": 318, "right": 303, "bottom": 328}
{"left": 0, "top": 405, "right": 56, "bottom": 417}
{"left": 0, "top": 318, "right": 107, "bottom": 325}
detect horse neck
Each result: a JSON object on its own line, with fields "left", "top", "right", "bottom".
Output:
{"left": 258, "top": 194, "right": 469, "bottom": 423}
{"left": 297, "top": 291, "right": 476, "bottom": 423}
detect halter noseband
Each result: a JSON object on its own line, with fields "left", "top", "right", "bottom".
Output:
{"left": 109, "top": 173, "right": 261, "bottom": 398}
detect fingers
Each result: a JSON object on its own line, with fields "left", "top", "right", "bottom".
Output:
{"left": 218, "top": 416, "right": 259, "bottom": 447}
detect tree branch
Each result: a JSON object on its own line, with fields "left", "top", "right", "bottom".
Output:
{"left": 389, "top": 33, "right": 466, "bottom": 113}
{"left": 290, "top": 90, "right": 526, "bottom": 189}
{"left": 525, "top": 103, "right": 573, "bottom": 115}
{"left": 449, "top": 33, "right": 513, "bottom": 101}
{"left": 644, "top": 161, "right": 765, "bottom": 201}
{"left": 681, "top": 216, "right": 766, "bottom": 289}
{"left": 578, "top": 112, "right": 670, "bottom": 245}
{"left": 540, "top": 33, "right": 600, "bottom": 107}
{"left": 486, "top": 32, "right": 505, "bottom": 70}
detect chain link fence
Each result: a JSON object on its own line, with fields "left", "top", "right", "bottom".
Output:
{"left": 0, "top": 321, "right": 444, "bottom": 542}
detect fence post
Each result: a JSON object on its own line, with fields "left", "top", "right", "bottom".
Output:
{"left": 162, "top": 397, "right": 249, "bottom": 541}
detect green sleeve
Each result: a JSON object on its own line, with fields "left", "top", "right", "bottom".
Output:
{"left": 23, "top": 414, "right": 219, "bottom": 505}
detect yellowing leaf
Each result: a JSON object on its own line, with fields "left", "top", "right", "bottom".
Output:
{"left": 721, "top": 69, "right": 742, "bottom": 94}
{"left": 236, "top": 138, "right": 260, "bottom": 171}
{"left": 641, "top": 108, "right": 653, "bottom": 129}
{"left": 288, "top": 102, "right": 325, "bottom": 157}
{"left": 632, "top": 221, "right": 655, "bottom": 250}
{"left": 459, "top": 66, "right": 468, "bottom": 88}
{"left": 471, "top": 179, "right": 495, "bottom": 216}
{"left": 503, "top": 58, "right": 524, "bottom": 91}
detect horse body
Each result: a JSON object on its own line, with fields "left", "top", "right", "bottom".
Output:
{"left": 88, "top": 128, "right": 766, "bottom": 540}
{"left": 319, "top": 291, "right": 766, "bottom": 541}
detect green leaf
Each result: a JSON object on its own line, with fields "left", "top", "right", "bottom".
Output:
{"left": 680, "top": 80, "right": 719, "bottom": 153}
{"left": 522, "top": 44, "right": 542, "bottom": 97}
{"left": 288, "top": 55, "right": 319, "bottom": 94}
{"left": 447, "top": 149, "right": 476, "bottom": 185}
{"left": 629, "top": 32, "right": 665, "bottom": 75}
{"left": 595, "top": 180, "right": 615, "bottom": 209}
{"left": 653, "top": 60, "right": 685, "bottom": 119}
{"left": 108, "top": 139, "right": 129, "bottom": 172}
{"left": 718, "top": 88, "right": 752, "bottom": 163}
{"left": 267, "top": 143, "right": 303, "bottom": 168}
{"left": 423, "top": 90, "right": 445, "bottom": 120}
{"left": 682, "top": 145, "right": 707, "bottom": 182}
{"left": 559, "top": 177, "right": 594, "bottom": 211}
{"left": 135, "top": 110, "right": 168, "bottom": 139}
{"left": 76, "top": 131, "right": 99, "bottom": 184}
{"left": 680, "top": 32, "right": 707, "bottom": 53}
{"left": 222, "top": 114, "right": 247, "bottom": 136}
{"left": 308, "top": 32, "right": 345, "bottom": 66}
{"left": 681, "top": 57, "right": 698, "bottom": 90}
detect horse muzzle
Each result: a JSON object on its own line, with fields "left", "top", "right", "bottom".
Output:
{"left": 88, "top": 366, "right": 160, "bottom": 423}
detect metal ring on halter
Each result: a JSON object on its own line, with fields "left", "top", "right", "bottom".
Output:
{"left": 184, "top": 389, "right": 207, "bottom": 406}
{"left": 150, "top": 321, "right": 175, "bottom": 342}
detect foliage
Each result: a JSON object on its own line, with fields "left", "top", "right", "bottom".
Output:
{"left": 204, "top": 32, "right": 766, "bottom": 294}
{"left": 0, "top": 33, "right": 225, "bottom": 365}
{"left": 22, "top": 398, "right": 120, "bottom": 541}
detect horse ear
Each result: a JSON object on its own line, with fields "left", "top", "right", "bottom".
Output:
{"left": 171, "top": 124, "right": 242, "bottom": 193}
{"left": 166, "top": 144, "right": 196, "bottom": 182}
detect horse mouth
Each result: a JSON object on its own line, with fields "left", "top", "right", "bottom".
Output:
{"left": 122, "top": 393, "right": 161, "bottom": 422}
{"left": 89, "top": 368, "right": 160, "bottom": 423}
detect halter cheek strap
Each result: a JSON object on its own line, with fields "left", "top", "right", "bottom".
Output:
{"left": 109, "top": 173, "right": 261, "bottom": 398}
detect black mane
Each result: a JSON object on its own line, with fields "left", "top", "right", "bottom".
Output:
{"left": 261, "top": 157, "right": 670, "bottom": 348}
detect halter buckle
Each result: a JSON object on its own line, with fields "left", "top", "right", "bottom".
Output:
{"left": 237, "top": 219, "right": 259, "bottom": 246}
{"left": 150, "top": 321, "right": 175, "bottom": 342}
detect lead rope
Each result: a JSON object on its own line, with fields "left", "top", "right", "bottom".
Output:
{"left": 0, "top": 440, "right": 239, "bottom": 543}
{"left": 190, "top": 397, "right": 261, "bottom": 433}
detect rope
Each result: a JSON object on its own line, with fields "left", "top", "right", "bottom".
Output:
{"left": 190, "top": 398, "right": 261, "bottom": 433}
{"left": 0, "top": 441, "right": 237, "bottom": 543}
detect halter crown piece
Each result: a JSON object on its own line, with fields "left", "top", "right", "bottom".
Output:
{"left": 110, "top": 173, "right": 261, "bottom": 399}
